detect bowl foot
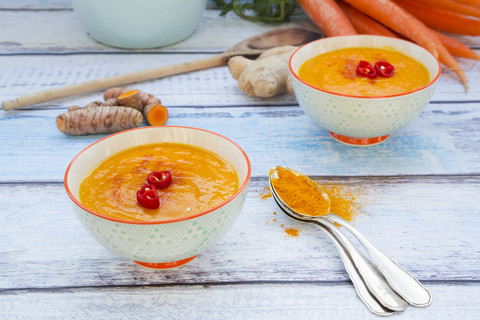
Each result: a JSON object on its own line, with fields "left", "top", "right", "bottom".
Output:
{"left": 329, "top": 132, "right": 389, "bottom": 146}
{"left": 134, "top": 255, "right": 198, "bottom": 269}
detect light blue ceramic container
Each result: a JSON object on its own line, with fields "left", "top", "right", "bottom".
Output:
{"left": 71, "top": 0, "right": 207, "bottom": 49}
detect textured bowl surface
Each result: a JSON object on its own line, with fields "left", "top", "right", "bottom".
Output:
{"left": 71, "top": 0, "right": 207, "bottom": 49}
{"left": 289, "top": 35, "right": 441, "bottom": 146}
{"left": 65, "top": 126, "right": 250, "bottom": 268}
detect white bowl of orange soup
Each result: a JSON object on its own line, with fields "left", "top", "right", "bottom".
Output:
{"left": 289, "top": 35, "right": 441, "bottom": 146}
{"left": 65, "top": 126, "right": 250, "bottom": 269}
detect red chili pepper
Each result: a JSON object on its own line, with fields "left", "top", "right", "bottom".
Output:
{"left": 147, "top": 171, "right": 172, "bottom": 189}
{"left": 136, "top": 184, "right": 160, "bottom": 209}
{"left": 374, "top": 61, "right": 395, "bottom": 78}
{"left": 356, "top": 60, "right": 377, "bottom": 79}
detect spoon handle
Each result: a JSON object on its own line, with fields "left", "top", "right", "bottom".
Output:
{"left": 312, "top": 221, "right": 394, "bottom": 316}
{"left": 324, "top": 214, "right": 432, "bottom": 307}
{"left": 315, "top": 219, "right": 408, "bottom": 312}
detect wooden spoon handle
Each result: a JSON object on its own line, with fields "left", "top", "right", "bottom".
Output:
{"left": 2, "top": 53, "right": 228, "bottom": 110}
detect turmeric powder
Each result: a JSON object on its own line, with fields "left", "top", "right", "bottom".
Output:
{"left": 271, "top": 167, "right": 358, "bottom": 222}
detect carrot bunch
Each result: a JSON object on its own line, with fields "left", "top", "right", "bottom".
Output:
{"left": 298, "top": 0, "right": 480, "bottom": 91}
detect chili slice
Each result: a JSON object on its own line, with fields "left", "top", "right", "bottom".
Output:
{"left": 374, "top": 61, "right": 395, "bottom": 78}
{"left": 136, "top": 183, "right": 160, "bottom": 209}
{"left": 147, "top": 170, "right": 172, "bottom": 189}
{"left": 356, "top": 60, "right": 377, "bottom": 79}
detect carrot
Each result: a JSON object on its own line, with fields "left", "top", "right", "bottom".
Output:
{"left": 433, "top": 36, "right": 469, "bottom": 90}
{"left": 452, "top": 0, "right": 480, "bottom": 7}
{"left": 394, "top": 0, "right": 480, "bottom": 35}
{"left": 298, "top": 0, "right": 357, "bottom": 36}
{"left": 432, "top": 30, "right": 480, "bottom": 60}
{"left": 341, "top": 0, "right": 438, "bottom": 58}
{"left": 413, "top": 0, "right": 480, "bottom": 19}
{"left": 338, "top": 1, "right": 398, "bottom": 37}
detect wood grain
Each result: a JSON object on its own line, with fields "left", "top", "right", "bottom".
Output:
{"left": 2, "top": 283, "right": 480, "bottom": 319}
{"left": 1, "top": 103, "right": 479, "bottom": 181}
{"left": 1, "top": 2, "right": 480, "bottom": 319}
{"left": 1, "top": 177, "right": 479, "bottom": 290}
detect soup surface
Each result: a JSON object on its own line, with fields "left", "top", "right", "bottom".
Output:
{"left": 298, "top": 47, "right": 430, "bottom": 96}
{"left": 79, "top": 143, "right": 239, "bottom": 222}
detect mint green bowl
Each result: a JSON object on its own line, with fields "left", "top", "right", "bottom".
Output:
{"left": 65, "top": 126, "right": 251, "bottom": 269}
{"left": 289, "top": 35, "right": 441, "bottom": 146}
{"left": 71, "top": 0, "right": 207, "bottom": 49}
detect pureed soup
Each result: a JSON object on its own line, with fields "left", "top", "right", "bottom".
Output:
{"left": 298, "top": 47, "right": 430, "bottom": 96}
{"left": 79, "top": 143, "right": 239, "bottom": 222}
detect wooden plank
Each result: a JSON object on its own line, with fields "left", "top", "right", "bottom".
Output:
{"left": 0, "top": 9, "right": 315, "bottom": 54}
{"left": 1, "top": 282, "right": 479, "bottom": 319}
{"left": 1, "top": 101, "right": 480, "bottom": 181}
{"left": 0, "top": 53, "right": 478, "bottom": 109}
{"left": 0, "top": 0, "right": 220, "bottom": 10}
{"left": 1, "top": 177, "right": 479, "bottom": 289}
{"left": 0, "top": 0, "right": 70, "bottom": 9}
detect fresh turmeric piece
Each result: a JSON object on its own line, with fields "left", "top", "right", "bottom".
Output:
{"left": 56, "top": 106, "right": 143, "bottom": 135}
{"left": 228, "top": 46, "right": 297, "bottom": 97}
{"left": 117, "top": 89, "right": 143, "bottom": 111}
{"left": 104, "top": 87, "right": 162, "bottom": 109}
{"left": 104, "top": 87, "right": 129, "bottom": 101}
{"left": 84, "top": 101, "right": 102, "bottom": 108}
{"left": 101, "top": 98, "right": 119, "bottom": 107}
{"left": 143, "top": 104, "right": 169, "bottom": 126}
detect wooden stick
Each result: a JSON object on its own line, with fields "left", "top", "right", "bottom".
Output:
{"left": 1, "top": 54, "right": 228, "bottom": 110}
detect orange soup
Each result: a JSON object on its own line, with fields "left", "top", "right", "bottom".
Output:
{"left": 298, "top": 47, "right": 430, "bottom": 96}
{"left": 79, "top": 143, "right": 239, "bottom": 222}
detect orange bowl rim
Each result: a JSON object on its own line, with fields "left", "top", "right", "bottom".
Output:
{"left": 289, "top": 35, "right": 442, "bottom": 99}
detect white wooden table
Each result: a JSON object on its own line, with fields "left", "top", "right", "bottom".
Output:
{"left": 1, "top": 1, "right": 480, "bottom": 319}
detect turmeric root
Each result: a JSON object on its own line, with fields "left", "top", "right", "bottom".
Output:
{"left": 228, "top": 46, "right": 297, "bottom": 98}
{"left": 104, "top": 87, "right": 162, "bottom": 110}
{"left": 143, "top": 104, "right": 169, "bottom": 126}
{"left": 117, "top": 90, "right": 144, "bottom": 111}
{"left": 56, "top": 106, "right": 143, "bottom": 135}
{"left": 104, "top": 87, "right": 129, "bottom": 101}
{"left": 101, "top": 98, "right": 119, "bottom": 107}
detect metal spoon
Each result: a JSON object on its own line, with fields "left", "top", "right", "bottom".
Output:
{"left": 323, "top": 213, "right": 432, "bottom": 307}
{"left": 269, "top": 166, "right": 408, "bottom": 312}
{"left": 271, "top": 166, "right": 431, "bottom": 307}
{"left": 272, "top": 193, "right": 394, "bottom": 316}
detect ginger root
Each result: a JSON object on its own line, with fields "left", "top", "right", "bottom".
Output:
{"left": 56, "top": 106, "right": 143, "bottom": 136}
{"left": 228, "top": 46, "right": 297, "bottom": 98}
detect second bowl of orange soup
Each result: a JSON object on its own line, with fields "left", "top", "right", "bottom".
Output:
{"left": 65, "top": 126, "right": 251, "bottom": 269}
{"left": 289, "top": 35, "right": 441, "bottom": 146}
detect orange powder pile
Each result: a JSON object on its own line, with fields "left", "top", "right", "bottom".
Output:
{"left": 270, "top": 168, "right": 359, "bottom": 222}
{"left": 284, "top": 228, "right": 300, "bottom": 237}
{"left": 260, "top": 187, "right": 272, "bottom": 200}
{"left": 271, "top": 168, "right": 330, "bottom": 217}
